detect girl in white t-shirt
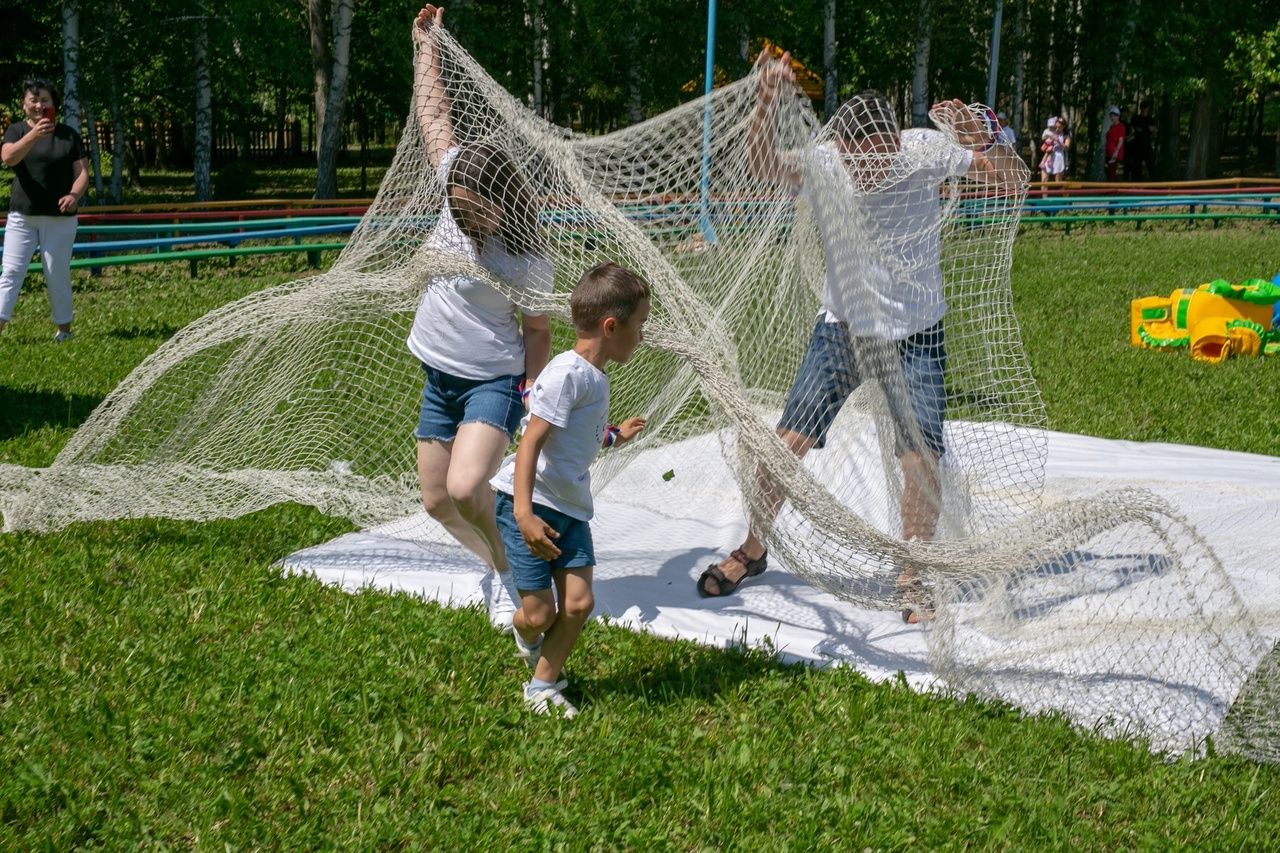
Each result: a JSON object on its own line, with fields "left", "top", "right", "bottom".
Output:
{"left": 411, "top": 6, "right": 553, "bottom": 599}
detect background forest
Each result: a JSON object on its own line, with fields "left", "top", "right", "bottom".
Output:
{"left": 1, "top": 0, "right": 1277, "bottom": 202}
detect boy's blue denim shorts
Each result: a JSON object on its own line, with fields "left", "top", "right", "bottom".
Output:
{"left": 494, "top": 491, "right": 595, "bottom": 592}
{"left": 777, "top": 319, "right": 947, "bottom": 456}
{"left": 415, "top": 364, "right": 524, "bottom": 442}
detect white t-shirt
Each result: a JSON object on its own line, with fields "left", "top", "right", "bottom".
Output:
{"left": 802, "top": 129, "right": 972, "bottom": 339}
{"left": 407, "top": 146, "right": 553, "bottom": 380}
{"left": 491, "top": 350, "right": 609, "bottom": 521}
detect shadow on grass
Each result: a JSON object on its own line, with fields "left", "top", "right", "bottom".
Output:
{"left": 0, "top": 387, "right": 101, "bottom": 440}
{"left": 105, "top": 324, "right": 183, "bottom": 341}
{"left": 576, "top": 632, "right": 803, "bottom": 708}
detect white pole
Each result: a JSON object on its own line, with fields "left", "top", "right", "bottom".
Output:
{"left": 986, "top": 0, "right": 1004, "bottom": 108}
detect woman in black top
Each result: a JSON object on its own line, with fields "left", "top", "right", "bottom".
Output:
{"left": 0, "top": 78, "right": 88, "bottom": 341}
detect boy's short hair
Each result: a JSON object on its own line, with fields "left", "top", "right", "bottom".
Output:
{"left": 22, "top": 78, "right": 58, "bottom": 105}
{"left": 830, "top": 90, "right": 897, "bottom": 143}
{"left": 570, "top": 262, "right": 651, "bottom": 333}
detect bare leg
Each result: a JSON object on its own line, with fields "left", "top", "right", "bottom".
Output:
{"left": 514, "top": 588, "right": 557, "bottom": 643}
{"left": 899, "top": 449, "right": 941, "bottom": 624}
{"left": 445, "top": 421, "right": 513, "bottom": 570}
{"left": 701, "top": 427, "right": 817, "bottom": 595}
{"left": 417, "top": 427, "right": 508, "bottom": 569}
{"left": 534, "top": 568, "right": 594, "bottom": 683}
{"left": 899, "top": 450, "right": 940, "bottom": 543}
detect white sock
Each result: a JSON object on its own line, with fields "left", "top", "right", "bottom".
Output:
{"left": 527, "top": 677, "right": 555, "bottom": 693}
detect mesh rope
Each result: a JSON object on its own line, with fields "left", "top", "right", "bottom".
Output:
{"left": 0, "top": 28, "right": 1274, "bottom": 762}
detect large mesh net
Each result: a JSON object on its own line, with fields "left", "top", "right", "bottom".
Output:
{"left": 1, "top": 26, "right": 1275, "bottom": 762}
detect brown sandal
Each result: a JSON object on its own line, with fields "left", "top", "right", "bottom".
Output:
{"left": 697, "top": 549, "right": 768, "bottom": 597}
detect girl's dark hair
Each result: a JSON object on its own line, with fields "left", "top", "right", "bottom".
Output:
{"left": 570, "top": 262, "right": 651, "bottom": 333}
{"left": 831, "top": 90, "right": 897, "bottom": 142}
{"left": 447, "top": 143, "right": 542, "bottom": 256}
{"left": 22, "top": 78, "right": 58, "bottom": 106}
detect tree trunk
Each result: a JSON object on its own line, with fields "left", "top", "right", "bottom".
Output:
{"left": 314, "top": 0, "right": 353, "bottom": 199}
{"left": 823, "top": 0, "right": 837, "bottom": 121}
{"left": 60, "top": 1, "right": 81, "bottom": 133}
{"left": 85, "top": 108, "right": 104, "bottom": 203}
{"left": 110, "top": 102, "right": 124, "bottom": 204}
{"left": 1269, "top": 97, "right": 1280, "bottom": 175}
{"left": 910, "top": 0, "right": 931, "bottom": 128}
{"left": 626, "top": 3, "right": 643, "bottom": 125}
{"left": 1156, "top": 95, "right": 1179, "bottom": 180}
{"left": 1185, "top": 88, "right": 1215, "bottom": 179}
{"left": 193, "top": 14, "right": 213, "bottom": 201}
{"left": 529, "top": 0, "right": 546, "bottom": 118}
{"left": 309, "top": 0, "right": 331, "bottom": 135}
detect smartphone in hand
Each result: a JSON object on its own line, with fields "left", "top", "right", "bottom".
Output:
{"left": 42, "top": 106, "right": 56, "bottom": 123}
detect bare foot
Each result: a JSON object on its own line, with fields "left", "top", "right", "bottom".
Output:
{"left": 897, "top": 569, "right": 934, "bottom": 624}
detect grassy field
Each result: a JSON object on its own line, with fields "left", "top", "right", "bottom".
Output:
{"left": 1, "top": 225, "right": 1278, "bottom": 847}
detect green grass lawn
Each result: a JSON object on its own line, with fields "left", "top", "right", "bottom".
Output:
{"left": 1, "top": 225, "right": 1278, "bottom": 847}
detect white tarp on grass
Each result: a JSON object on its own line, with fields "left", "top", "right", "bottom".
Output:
{"left": 282, "top": 425, "right": 1280, "bottom": 746}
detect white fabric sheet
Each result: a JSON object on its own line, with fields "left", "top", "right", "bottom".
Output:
{"left": 282, "top": 425, "right": 1280, "bottom": 744}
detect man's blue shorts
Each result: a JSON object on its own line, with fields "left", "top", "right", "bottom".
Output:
{"left": 776, "top": 319, "right": 946, "bottom": 456}
{"left": 494, "top": 491, "right": 596, "bottom": 592}
{"left": 415, "top": 363, "right": 523, "bottom": 442}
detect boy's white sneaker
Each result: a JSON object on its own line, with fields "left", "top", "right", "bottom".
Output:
{"left": 524, "top": 679, "right": 577, "bottom": 719}
{"left": 513, "top": 631, "right": 543, "bottom": 671}
{"left": 481, "top": 567, "right": 516, "bottom": 634}
{"left": 53, "top": 330, "right": 74, "bottom": 343}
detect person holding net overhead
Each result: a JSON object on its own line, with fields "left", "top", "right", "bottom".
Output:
{"left": 409, "top": 4, "right": 553, "bottom": 628}
{"left": 696, "top": 51, "right": 1026, "bottom": 622}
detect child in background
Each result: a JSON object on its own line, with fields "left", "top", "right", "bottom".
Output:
{"left": 490, "top": 262, "right": 650, "bottom": 717}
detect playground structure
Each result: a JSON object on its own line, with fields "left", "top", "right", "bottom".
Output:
{"left": 1131, "top": 276, "right": 1280, "bottom": 363}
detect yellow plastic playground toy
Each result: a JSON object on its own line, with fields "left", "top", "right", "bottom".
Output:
{"left": 1130, "top": 275, "right": 1280, "bottom": 363}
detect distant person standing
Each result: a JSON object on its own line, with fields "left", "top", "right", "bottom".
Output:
{"left": 0, "top": 79, "right": 87, "bottom": 341}
{"left": 996, "top": 111, "right": 1017, "bottom": 149}
{"left": 1039, "top": 116, "right": 1070, "bottom": 182}
{"left": 1105, "top": 105, "right": 1126, "bottom": 182}
{"left": 1125, "top": 101, "right": 1155, "bottom": 181}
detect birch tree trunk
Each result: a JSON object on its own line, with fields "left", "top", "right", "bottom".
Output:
{"left": 85, "top": 108, "right": 104, "bottom": 203}
{"left": 193, "top": 14, "right": 213, "bottom": 201}
{"left": 61, "top": 1, "right": 82, "bottom": 133}
{"left": 309, "top": 0, "right": 332, "bottom": 135}
{"left": 823, "top": 0, "right": 837, "bottom": 121}
{"left": 911, "top": 0, "right": 932, "bottom": 128}
{"left": 314, "top": 0, "right": 353, "bottom": 199}
{"left": 529, "top": 0, "right": 546, "bottom": 118}
{"left": 626, "top": 2, "right": 643, "bottom": 124}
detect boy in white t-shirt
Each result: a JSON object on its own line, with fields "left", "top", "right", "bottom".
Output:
{"left": 698, "top": 52, "right": 1027, "bottom": 623}
{"left": 490, "top": 262, "right": 650, "bottom": 718}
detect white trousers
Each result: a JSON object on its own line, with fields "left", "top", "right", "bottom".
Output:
{"left": 0, "top": 211, "right": 78, "bottom": 325}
